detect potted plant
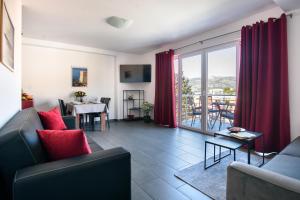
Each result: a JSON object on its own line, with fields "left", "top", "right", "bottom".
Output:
{"left": 141, "top": 101, "right": 154, "bottom": 123}
{"left": 74, "top": 91, "right": 86, "bottom": 102}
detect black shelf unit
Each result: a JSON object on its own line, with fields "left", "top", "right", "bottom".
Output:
{"left": 123, "top": 90, "right": 144, "bottom": 120}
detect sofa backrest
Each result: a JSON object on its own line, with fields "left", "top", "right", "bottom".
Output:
{"left": 0, "top": 108, "right": 47, "bottom": 199}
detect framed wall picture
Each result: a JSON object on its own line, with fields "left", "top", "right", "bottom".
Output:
{"left": 0, "top": 0, "right": 14, "bottom": 71}
{"left": 72, "top": 67, "right": 88, "bottom": 87}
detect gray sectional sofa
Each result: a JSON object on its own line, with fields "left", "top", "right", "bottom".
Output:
{"left": 227, "top": 137, "right": 300, "bottom": 200}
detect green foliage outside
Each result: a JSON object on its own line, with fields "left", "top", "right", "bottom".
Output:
{"left": 223, "top": 87, "right": 235, "bottom": 95}
{"left": 175, "top": 75, "right": 194, "bottom": 96}
{"left": 175, "top": 75, "right": 194, "bottom": 117}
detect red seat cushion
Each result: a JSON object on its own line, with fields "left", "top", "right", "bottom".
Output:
{"left": 38, "top": 107, "right": 67, "bottom": 130}
{"left": 37, "top": 129, "right": 92, "bottom": 161}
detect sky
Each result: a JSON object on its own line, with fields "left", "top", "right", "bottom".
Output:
{"left": 174, "top": 46, "right": 237, "bottom": 79}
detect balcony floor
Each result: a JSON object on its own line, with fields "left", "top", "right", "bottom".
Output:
{"left": 181, "top": 119, "right": 232, "bottom": 132}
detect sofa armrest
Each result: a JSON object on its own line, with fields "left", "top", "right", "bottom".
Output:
{"left": 62, "top": 115, "right": 76, "bottom": 129}
{"left": 13, "top": 147, "right": 131, "bottom": 200}
{"left": 227, "top": 162, "right": 300, "bottom": 200}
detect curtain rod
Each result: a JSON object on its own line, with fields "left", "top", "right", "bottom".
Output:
{"left": 174, "top": 30, "right": 240, "bottom": 51}
{"left": 174, "top": 13, "right": 293, "bottom": 51}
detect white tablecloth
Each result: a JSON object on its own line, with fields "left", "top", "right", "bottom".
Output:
{"left": 66, "top": 102, "right": 107, "bottom": 115}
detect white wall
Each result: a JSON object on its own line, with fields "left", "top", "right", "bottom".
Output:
{"left": 116, "top": 53, "right": 155, "bottom": 119}
{"left": 22, "top": 38, "right": 152, "bottom": 120}
{"left": 0, "top": 0, "right": 22, "bottom": 127}
{"left": 288, "top": 9, "right": 300, "bottom": 140}
{"left": 22, "top": 38, "right": 117, "bottom": 118}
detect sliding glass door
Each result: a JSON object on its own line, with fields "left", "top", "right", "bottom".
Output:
{"left": 178, "top": 53, "right": 203, "bottom": 130}
{"left": 206, "top": 46, "right": 238, "bottom": 132}
{"left": 177, "top": 43, "right": 239, "bottom": 133}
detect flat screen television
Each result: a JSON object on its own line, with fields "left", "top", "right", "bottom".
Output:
{"left": 120, "top": 64, "right": 151, "bottom": 83}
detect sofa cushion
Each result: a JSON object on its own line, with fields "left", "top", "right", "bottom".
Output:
{"left": 262, "top": 154, "right": 300, "bottom": 180}
{"left": 37, "top": 129, "right": 92, "bottom": 161}
{"left": 279, "top": 136, "right": 300, "bottom": 157}
{"left": 38, "top": 107, "right": 67, "bottom": 130}
{"left": 0, "top": 108, "right": 48, "bottom": 199}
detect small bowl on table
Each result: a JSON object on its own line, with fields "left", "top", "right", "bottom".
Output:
{"left": 227, "top": 127, "right": 245, "bottom": 133}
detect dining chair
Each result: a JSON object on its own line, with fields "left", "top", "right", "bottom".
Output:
{"left": 88, "top": 97, "right": 111, "bottom": 129}
{"left": 219, "top": 102, "right": 235, "bottom": 130}
{"left": 186, "top": 96, "right": 201, "bottom": 127}
{"left": 58, "top": 99, "right": 84, "bottom": 128}
{"left": 207, "top": 96, "right": 220, "bottom": 130}
{"left": 58, "top": 99, "right": 67, "bottom": 116}
{"left": 100, "top": 97, "right": 111, "bottom": 128}
{"left": 187, "top": 96, "right": 219, "bottom": 129}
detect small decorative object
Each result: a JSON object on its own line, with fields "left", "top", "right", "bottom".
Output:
{"left": 74, "top": 91, "right": 86, "bottom": 102}
{"left": 21, "top": 91, "right": 33, "bottom": 109}
{"left": 22, "top": 92, "right": 33, "bottom": 101}
{"left": 128, "top": 95, "right": 133, "bottom": 100}
{"left": 230, "top": 131, "right": 256, "bottom": 139}
{"left": 141, "top": 101, "right": 154, "bottom": 123}
{"left": 228, "top": 127, "right": 245, "bottom": 133}
{"left": 72, "top": 67, "right": 87, "bottom": 87}
{"left": 0, "top": 0, "right": 15, "bottom": 71}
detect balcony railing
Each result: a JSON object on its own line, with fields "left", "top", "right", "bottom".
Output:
{"left": 179, "top": 94, "right": 236, "bottom": 131}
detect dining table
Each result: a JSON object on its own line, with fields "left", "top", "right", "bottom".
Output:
{"left": 66, "top": 101, "right": 108, "bottom": 131}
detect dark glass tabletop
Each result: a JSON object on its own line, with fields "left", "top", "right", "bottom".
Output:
{"left": 214, "top": 129, "right": 263, "bottom": 142}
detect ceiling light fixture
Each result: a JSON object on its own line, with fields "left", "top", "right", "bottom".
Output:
{"left": 106, "top": 16, "right": 133, "bottom": 29}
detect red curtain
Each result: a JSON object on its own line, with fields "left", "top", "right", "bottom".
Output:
{"left": 154, "top": 49, "right": 177, "bottom": 128}
{"left": 234, "top": 14, "right": 290, "bottom": 152}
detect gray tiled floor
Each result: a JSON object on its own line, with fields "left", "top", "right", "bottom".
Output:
{"left": 87, "top": 121, "right": 215, "bottom": 200}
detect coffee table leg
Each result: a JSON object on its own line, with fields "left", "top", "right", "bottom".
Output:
{"left": 262, "top": 136, "right": 265, "bottom": 165}
{"left": 247, "top": 144, "right": 251, "bottom": 164}
{"left": 259, "top": 136, "right": 265, "bottom": 167}
{"left": 213, "top": 145, "right": 216, "bottom": 162}
{"left": 204, "top": 142, "right": 207, "bottom": 169}
{"left": 234, "top": 150, "right": 236, "bottom": 161}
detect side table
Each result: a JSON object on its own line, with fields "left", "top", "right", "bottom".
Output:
{"left": 204, "top": 136, "right": 244, "bottom": 169}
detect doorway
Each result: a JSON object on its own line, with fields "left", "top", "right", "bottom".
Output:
{"left": 175, "top": 43, "right": 239, "bottom": 133}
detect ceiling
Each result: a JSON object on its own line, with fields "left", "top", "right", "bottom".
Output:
{"left": 273, "top": 0, "right": 300, "bottom": 11}
{"left": 22, "top": 0, "right": 276, "bottom": 54}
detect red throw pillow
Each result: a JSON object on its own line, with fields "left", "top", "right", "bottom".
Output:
{"left": 38, "top": 107, "right": 67, "bottom": 130}
{"left": 37, "top": 129, "right": 92, "bottom": 161}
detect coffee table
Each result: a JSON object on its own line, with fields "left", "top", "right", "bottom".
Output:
{"left": 214, "top": 129, "right": 265, "bottom": 166}
{"left": 204, "top": 136, "right": 244, "bottom": 169}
